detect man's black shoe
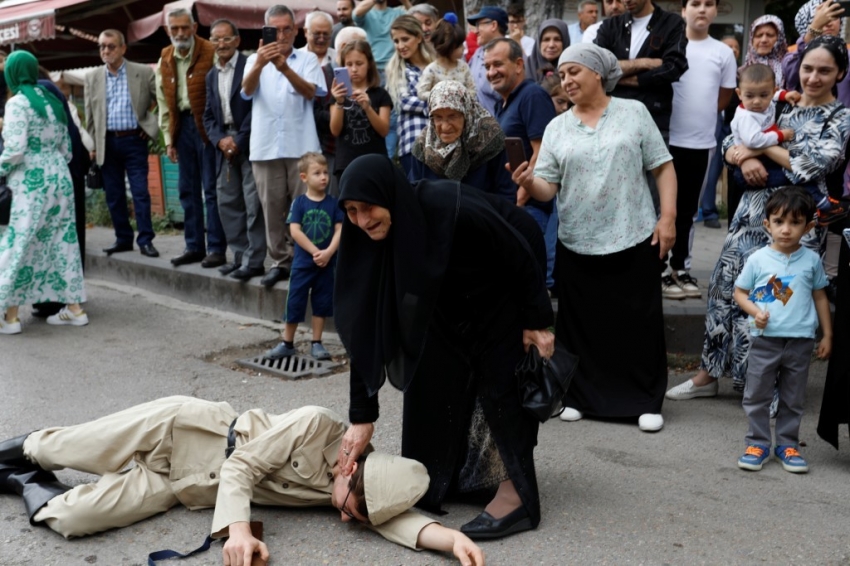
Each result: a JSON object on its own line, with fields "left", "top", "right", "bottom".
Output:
{"left": 260, "top": 267, "right": 289, "bottom": 287}
{"left": 201, "top": 253, "right": 227, "bottom": 268}
{"left": 139, "top": 244, "right": 160, "bottom": 258}
{"left": 230, "top": 266, "right": 265, "bottom": 281}
{"left": 103, "top": 242, "right": 133, "bottom": 255}
{"left": 219, "top": 262, "right": 240, "bottom": 275}
{"left": 170, "top": 250, "right": 205, "bottom": 266}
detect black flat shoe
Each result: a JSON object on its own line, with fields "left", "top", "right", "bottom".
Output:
{"left": 103, "top": 242, "right": 133, "bottom": 255}
{"left": 139, "top": 244, "right": 160, "bottom": 258}
{"left": 218, "top": 261, "right": 240, "bottom": 275}
{"left": 171, "top": 250, "right": 205, "bottom": 266}
{"left": 201, "top": 253, "right": 227, "bottom": 268}
{"left": 460, "top": 506, "right": 533, "bottom": 540}
{"left": 230, "top": 266, "right": 265, "bottom": 281}
{"left": 260, "top": 266, "right": 289, "bottom": 287}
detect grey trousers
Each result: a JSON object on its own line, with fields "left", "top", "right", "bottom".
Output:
{"left": 217, "top": 137, "right": 266, "bottom": 269}
{"left": 743, "top": 336, "right": 814, "bottom": 447}
{"left": 252, "top": 158, "right": 304, "bottom": 269}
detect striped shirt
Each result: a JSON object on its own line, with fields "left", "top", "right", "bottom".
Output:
{"left": 106, "top": 62, "right": 139, "bottom": 131}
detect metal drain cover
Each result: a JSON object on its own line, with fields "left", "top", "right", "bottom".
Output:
{"left": 235, "top": 355, "right": 340, "bottom": 379}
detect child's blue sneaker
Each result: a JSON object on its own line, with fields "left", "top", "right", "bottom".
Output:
{"left": 737, "top": 444, "right": 770, "bottom": 471}
{"left": 774, "top": 445, "right": 809, "bottom": 473}
{"left": 311, "top": 342, "right": 332, "bottom": 361}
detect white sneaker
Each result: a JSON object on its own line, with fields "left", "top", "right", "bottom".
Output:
{"left": 559, "top": 407, "right": 583, "bottom": 421}
{"left": 46, "top": 307, "right": 89, "bottom": 327}
{"left": 638, "top": 413, "right": 664, "bottom": 432}
{"left": 665, "top": 378, "right": 719, "bottom": 400}
{"left": 0, "top": 317, "right": 21, "bottom": 335}
{"left": 673, "top": 271, "right": 702, "bottom": 298}
{"left": 661, "top": 274, "right": 686, "bottom": 300}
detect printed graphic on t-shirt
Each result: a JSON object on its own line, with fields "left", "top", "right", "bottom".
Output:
{"left": 301, "top": 208, "right": 333, "bottom": 245}
{"left": 749, "top": 274, "right": 795, "bottom": 306}
{"left": 346, "top": 106, "right": 372, "bottom": 145}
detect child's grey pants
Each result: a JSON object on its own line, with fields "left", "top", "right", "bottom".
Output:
{"left": 743, "top": 336, "right": 814, "bottom": 447}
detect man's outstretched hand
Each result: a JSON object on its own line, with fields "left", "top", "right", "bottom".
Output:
{"left": 222, "top": 522, "right": 269, "bottom": 566}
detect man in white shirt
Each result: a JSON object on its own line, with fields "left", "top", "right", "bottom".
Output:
{"left": 567, "top": 1, "right": 599, "bottom": 45}
{"left": 242, "top": 4, "right": 326, "bottom": 288}
{"left": 299, "top": 11, "right": 337, "bottom": 67}
{"left": 663, "top": 0, "right": 737, "bottom": 300}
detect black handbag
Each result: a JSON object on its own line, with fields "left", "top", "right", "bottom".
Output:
{"left": 0, "top": 177, "right": 11, "bottom": 226}
{"left": 85, "top": 163, "right": 103, "bottom": 189}
{"left": 517, "top": 342, "right": 580, "bottom": 423}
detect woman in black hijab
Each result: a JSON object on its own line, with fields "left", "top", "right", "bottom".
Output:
{"left": 335, "top": 154, "right": 554, "bottom": 540}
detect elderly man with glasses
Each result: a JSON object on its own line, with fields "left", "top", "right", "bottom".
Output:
{"left": 85, "top": 29, "right": 160, "bottom": 259}
{"left": 0, "top": 398, "right": 484, "bottom": 566}
{"left": 242, "top": 4, "right": 327, "bottom": 289}
{"left": 299, "top": 10, "right": 336, "bottom": 67}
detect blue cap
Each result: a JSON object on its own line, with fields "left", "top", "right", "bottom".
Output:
{"left": 467, "top": 6, "right": 508, "bottom": 30}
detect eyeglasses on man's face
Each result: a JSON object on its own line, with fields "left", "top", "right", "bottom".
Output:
{"left": 98, "top": 43, "right": 119, "bottom": 51}
{"left": 338, "top": 484, "right": 356, "bottom": 520}
{"left": 210, "top": 36, "right": 238, "bottom": 44}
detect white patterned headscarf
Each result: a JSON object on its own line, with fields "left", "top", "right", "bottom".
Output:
{"left": 794, "top": 0, "right": 846, "bottom": 38}
{"left": 745, "top": 15, "right": 788, "bottom": 86}
{"left": 557, "top": 43, "right": 623, "bottom": 93}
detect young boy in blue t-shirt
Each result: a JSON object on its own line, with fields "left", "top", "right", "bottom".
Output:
{"left": 733, "top": 187, "right": 833, "bottom": 473}
{"left": 265, "top": 153, "right": 344, "bottom": 361}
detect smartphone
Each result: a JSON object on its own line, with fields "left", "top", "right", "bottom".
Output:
{"left": 333, "top": 67, "right": 353, "bottom": 97}
{"left": 262, "top": 26, "right": 277, "bottom": 45}
{"left": 835, "top": 0, "right": 850, "bottom": 12}
{"left": 505, "top": 137, "right": 527, "bottom": 171}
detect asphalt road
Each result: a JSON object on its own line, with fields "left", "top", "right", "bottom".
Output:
{"left": 2, "top": 280, "right": 849, "bottom": 566}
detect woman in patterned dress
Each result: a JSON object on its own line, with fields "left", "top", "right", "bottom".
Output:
{"left": 0, "top": 51, "right": 87, "bottom": 335}
{"left": 667, "top": 35, "right": 850, "bottom": 400}
{"left": 513, "top": 44, "right": 677, "bottom": 432}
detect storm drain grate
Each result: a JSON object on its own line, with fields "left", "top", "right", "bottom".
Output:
{"left": 235, "top": 354, "right": 341, "bottom": 379}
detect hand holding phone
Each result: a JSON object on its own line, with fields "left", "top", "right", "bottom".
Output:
{"left": 505, "top": 137, "right": 527, "bottom": 172}
{"left": 262, "top": 26, "right": 277, "bottom": 46}
{"left": 333, "top": 67, "right": 353, "bottom": 97}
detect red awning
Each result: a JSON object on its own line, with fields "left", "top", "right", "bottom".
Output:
{"left": 0, "top": 0, "right": 88, "bottom": 45}
{"left": 128, "top": 0, "right": 337, "bottom": 43}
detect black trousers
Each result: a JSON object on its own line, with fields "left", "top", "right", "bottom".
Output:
{"left": 664, "top": 146, "right": 710, "bottom": 272}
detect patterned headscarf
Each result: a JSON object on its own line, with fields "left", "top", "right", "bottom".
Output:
{"left": 558, "top": 43, "right": 623, "bottom": 93}
{"left": 744, "top": 15, "right": 788, "bottom": 86}
{"left": 794, "top": 0, "right": 846, "bottom": 40}
{"left": 412, "top": 80, "right": 504, "bottom": 180}
{"left": 3, "top": 50, "right": 67, "bottom": 125}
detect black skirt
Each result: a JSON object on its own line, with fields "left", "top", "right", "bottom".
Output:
{"left": 557, "top": 236, "right": 668, "bottom": 418}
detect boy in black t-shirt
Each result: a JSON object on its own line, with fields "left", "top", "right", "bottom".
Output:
{"left": 265, "top": 153, "right": 344, "bottom": 361}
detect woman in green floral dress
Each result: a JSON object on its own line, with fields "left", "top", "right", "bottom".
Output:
{"left": 0, "top": 51, "right": 87, "bottom": 335}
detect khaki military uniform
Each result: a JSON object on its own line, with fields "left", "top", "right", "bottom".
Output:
{"left": 23, "top": 396, "right": 435, "bottom": 549}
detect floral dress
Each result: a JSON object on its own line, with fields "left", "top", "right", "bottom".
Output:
{"left": 0, "top": 93, "right": 85, "bottom": 309}
{"left": 702, "top": 100, "right": 850, "bottom": 389}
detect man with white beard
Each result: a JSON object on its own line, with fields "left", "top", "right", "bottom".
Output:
{"left": 155, "top": 8, "right": 227, "bottom": 268}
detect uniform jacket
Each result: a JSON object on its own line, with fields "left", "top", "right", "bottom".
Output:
{"left": 165, "top": 400, "right": 435, "bottom": 550}
{"left": 203, "top": 52, "right": 252, "bottom": 175}
{"left": 84, "top": 60, "right": 159, "bottom": 166}
{"left": 594, "top": 4, "right": 688, "bottom": 133}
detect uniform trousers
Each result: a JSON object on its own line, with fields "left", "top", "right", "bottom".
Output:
{"left": 23, "top": 397, "right": 230, "bottom": 538}
{"left": 216, "top": 128, "right": 266, "bottom": 270}
{"left": 743, "top": 336, "right": 814, "bottom": 447}
{"left": 251, "top": 158, "right": 305, "bottom": 270}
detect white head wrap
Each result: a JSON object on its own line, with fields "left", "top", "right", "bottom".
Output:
{"left": 557, "top": 43, "right": 623, "bottom": 93}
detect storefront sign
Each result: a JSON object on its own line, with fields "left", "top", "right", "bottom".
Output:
{"left": 0, "top": 10, "right": 55, "bottom": 46}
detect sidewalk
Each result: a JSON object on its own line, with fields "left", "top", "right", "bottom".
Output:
{"left": 84, "top": 220, "right": 729, "bottom": 352}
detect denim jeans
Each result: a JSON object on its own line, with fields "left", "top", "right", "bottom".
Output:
{"left": 524, "top": 204, "right": 555, "bottom": 288}
{"left": 102, "top": 133, "right": 154, "bottom": 246}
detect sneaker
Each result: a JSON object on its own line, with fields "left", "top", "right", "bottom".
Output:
{"left": 638, "top": 413, "right": 664, "bottom": 432}
{"left": 311, "top": 342, "right": 332, "bottom": 360}
{"left": 673, "top": 271, "right": 701, "bottom": 298}
{"left": 264, "top": 342, "right": 297, "bottom": 360}
{"left": 558, "top": 407, "right": 583, "bottom": 421}
{"left": 816, "top": 197, "right": 849, "bottom": 226}
{"left": 665, "top": 378, "right": 718, "bottom": 400}
{"left": 46, "top": 307, "right": 89, "bottom": 326}
{"left": 774, "top": 445, "right": 809, "bottom": 473}
{"left": 738, "top": 444, "right": 771, "bottom": 471}
{"left": 0, "top": 317, "right": 21, "bottom": 335}
{"left": 661, "top": 274, "right": 686, "bottom": 300}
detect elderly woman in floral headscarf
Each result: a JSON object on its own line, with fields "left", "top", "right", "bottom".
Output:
{"left": 0, "top": 50, "right": 87, "bottom": 335}
{"left": 744, "top": 15, "right": 789, "bottom": 86}
{"left": 410, "top": 80, "right": 516, "bottom": 202}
